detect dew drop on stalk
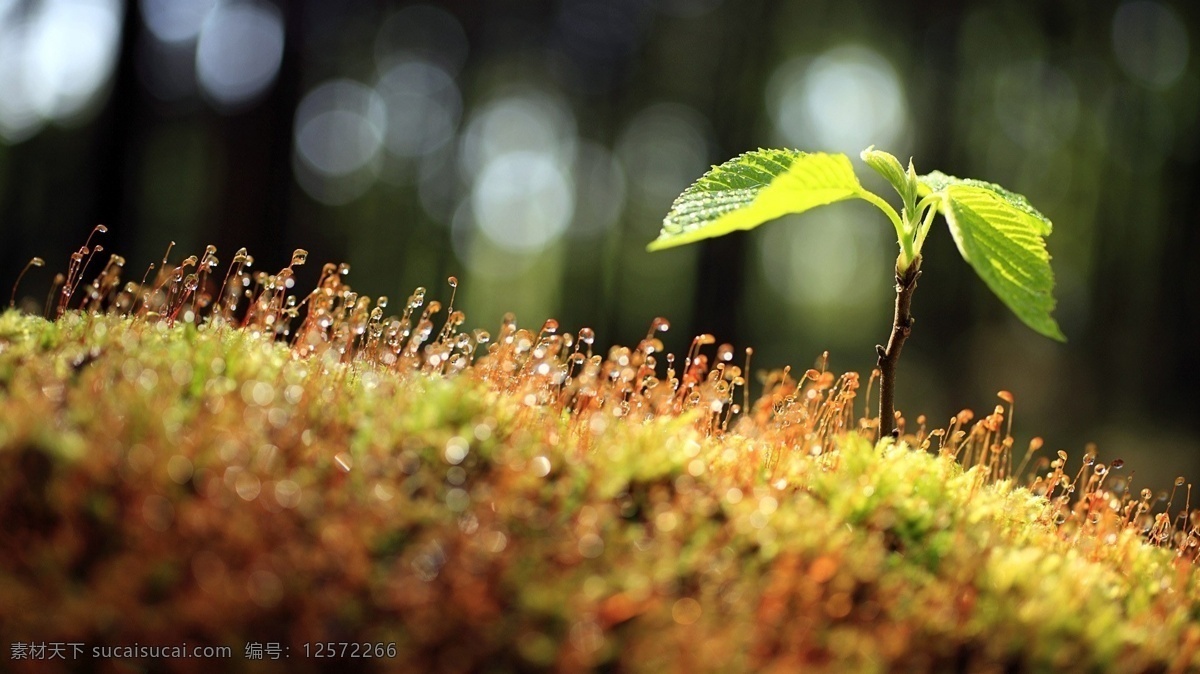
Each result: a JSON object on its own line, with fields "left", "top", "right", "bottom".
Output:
{"left": 291, "top": 249, "right": 309, "bottom": 266}
{"left": 578, "top": 327, "right": 595, "bottom": 346}
{"left": 447, "top": 276, "right": 458, "bottom": 289}
{"left": 541, "top": 319, "right": 559, "bottom": 335}
{"left": 1177, "top": 477, "right": 1187, "bottom": 487}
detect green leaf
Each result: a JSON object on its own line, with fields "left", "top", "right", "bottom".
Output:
{"left": 861, "top": 147, "right": 917, "bottom": 218}
{"left": 646, "top": 149, "right": 866, "bottom": 251}
{"left": 921, "top": 172, "right": 1064, "bottom": 341}
{"left": 919, "top": 171, "right": 1052, "bottom": 235}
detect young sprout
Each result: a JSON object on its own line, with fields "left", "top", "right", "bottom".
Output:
{"left": 648, "top": 147, "right": 1064, "bottom": 438}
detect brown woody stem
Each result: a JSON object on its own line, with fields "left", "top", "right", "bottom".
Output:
{"left": 877, "top": 256, "right": 921, "bottom": 440}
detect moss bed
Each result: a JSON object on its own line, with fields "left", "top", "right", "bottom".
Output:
{"left": 1, "top": 296, "right": 1199, "bottom": 673}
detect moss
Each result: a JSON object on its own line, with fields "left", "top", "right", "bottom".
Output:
{"left": 0, "top": 308, "right": 1197, "bottom": 673}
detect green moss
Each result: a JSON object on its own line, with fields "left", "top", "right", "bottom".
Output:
{"left": 0, "top": 310, "right": 1196, "bottom": 673}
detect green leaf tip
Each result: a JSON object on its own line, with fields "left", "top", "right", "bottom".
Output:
{"left": 646, "top": 149, "right": 864, "bottom": 252}
{"left": 921, "top": 172, "right": 1065, "bottom": 342}
{"left": 860, "top": 146, "right": 917, "bottom": 218}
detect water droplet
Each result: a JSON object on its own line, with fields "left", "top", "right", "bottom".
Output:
{"left": 291, "top": 249, "right": 309, "bottom": 265}
{"left": 997, "top": 390, "right": 1014, "bottom": 404}
{"left": 235, "top": 472, "right": 262, "bottom": 500}
{"left": 578, "top": 533, "right": 604, "bottom": 558}
{"left": 671, "top": 597, "right": 702, "bottom": 625}
{"left": 1110, "top": 459, "right": 1125, "bottom": 470}
{"left": 1177, "top": 477, "right": 1187, "bottom": 487}
{"left": 447, "top": 276, "right": 458, "bottom": 288}
{"left": 444, "top": 436, "right": 470, "bottom": 465}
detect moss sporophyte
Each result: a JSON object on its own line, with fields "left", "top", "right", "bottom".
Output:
{"left": 647, "top": 147, "right": 1064, "bottom": 438}
{"left": 4, "top": 228, "right": 1200, "bottom": 673}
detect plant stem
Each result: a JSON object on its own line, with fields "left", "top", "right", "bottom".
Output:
{"left": 877, "top": 256, "right": 921, "bottom": 439}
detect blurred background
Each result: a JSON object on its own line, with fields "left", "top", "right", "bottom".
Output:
{"left": 1, "top": 0, "right": 1198, "bottom": 487}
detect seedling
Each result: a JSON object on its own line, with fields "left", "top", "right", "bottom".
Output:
{"left": 648, "top": 147, "right": 1065, "bottom": 437}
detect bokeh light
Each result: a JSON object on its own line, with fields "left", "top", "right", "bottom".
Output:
{"left": 139, "top": 0, "right": 216, "bottom": 44}
{"left": 459, "top": 91, "right": 578, "bottom": 180}
{"left": 758, "top": 207, "right": 888, "bottom": 311}
{"left": 195, "top": 0, "right": 284, "bottom": 109}
{"left": 0, "top": 0, "right": 123, "bottom": 143}
{"left": 293, "top": 79, "right": 387, "bottom": 205}
{"left": 1112, "top": 1, "right": 1190, "bottom": 90}
{"left": 375, "top": 58, "right": 461, "bottom": 160}
{"left": 471, "top": 150, "right": 575, "bottom": 254}
{"left": 616, "top": 102, "right": 713, "bottom": 214}
{"left": 458, "top": 91, "right": 578, "bottom": 261}
{"left": 993, "top": 60, "right": 1079, "bottom": 152}
{"left": 768, "top": 45, "right": 908, "bottom": 155}
{"left": 569, "top": 141, "right": 626, "bottom": 239}
{"left": 374, "top": 4, "right": 469, "bottom": 77}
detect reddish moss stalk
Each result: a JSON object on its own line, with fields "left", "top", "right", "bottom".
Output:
{"left": 877, "top": 257, "right": 921, "bottom": 439}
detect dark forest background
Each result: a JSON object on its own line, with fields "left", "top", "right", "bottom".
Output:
{"left": 2, "top": 0, "right": 1199, "bottom": 487}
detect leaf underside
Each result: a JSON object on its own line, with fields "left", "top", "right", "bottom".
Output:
{"left": 923, "top": 173, "right": 1065, "bottom": 341}
{"left": 647, "top": 149, "right": 863, "bottom": 251}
